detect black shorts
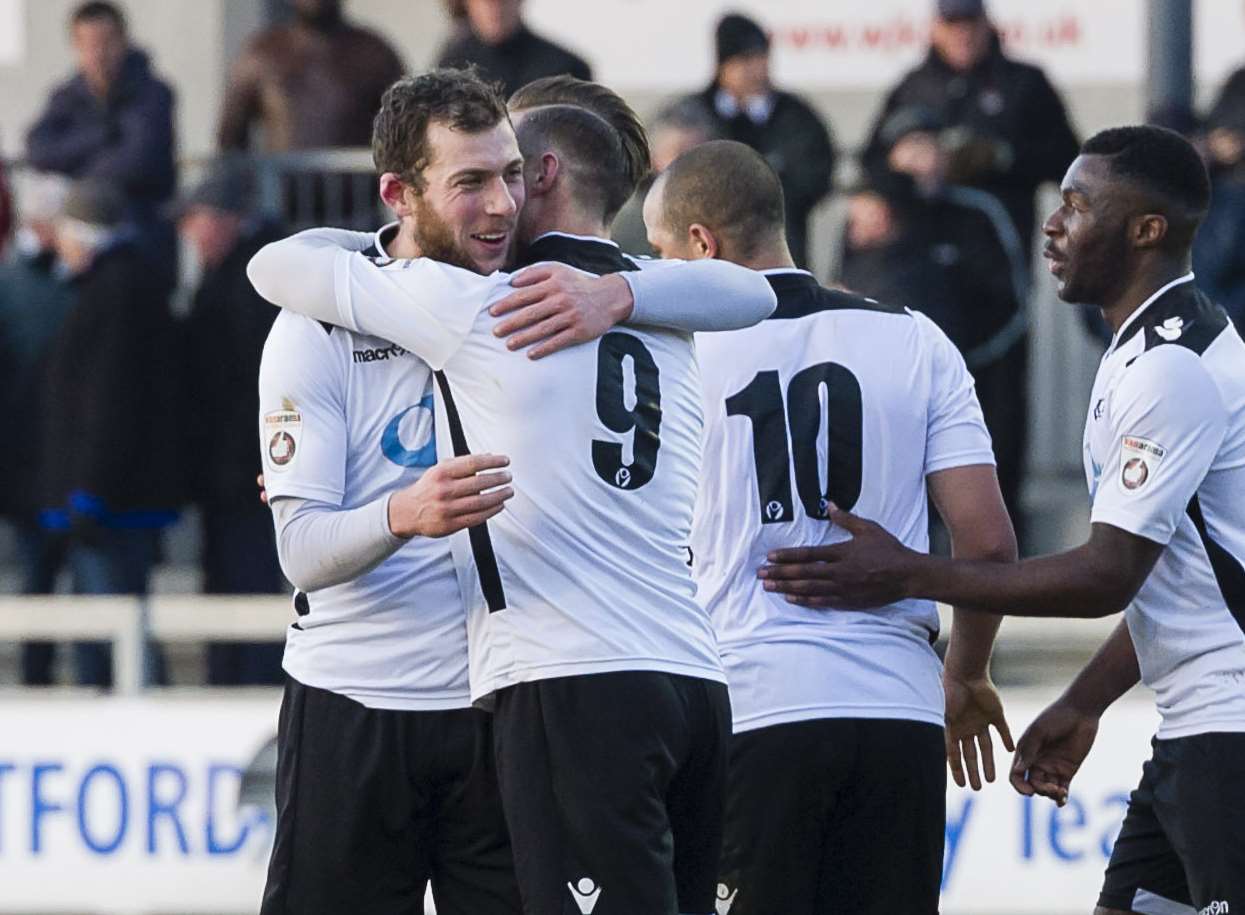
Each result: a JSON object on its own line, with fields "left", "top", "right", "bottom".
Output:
{"left": 492, "top": 670, "right": 731, "bottom": 915}
{"left": 260, "top": 676, "right": 521, "bottom": 915}
{"left": 1099, "top": 731, "right": 1245, "bottom": 914}
{"left": 718, "top": 717, "right": 946, "bottom": 915}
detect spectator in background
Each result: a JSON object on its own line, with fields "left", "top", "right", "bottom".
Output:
{"left": 840, "top": 107, "right": 1029, "bottom": 532}
{"left": 612, "top": 96, "right": 723, "bottom": 255}
{"left": 174, "top": 162, "right": 286, "bottom": 686}
{"left": 26, "top": 1, "right": 178, "bottom": 284}
{"left": 437, "top": 0, "right": 591, "bottom": 98}
{"left": 863, "top": 0, "right": 1078, "bottom": 260}
{"left": 40, "top": 179, "right": 181, "bottom": 688}
{"left": 683, "top": 13, "right": 835, "bottom": 269}
{"left": 0, "top": 163, "right": 11, "bottom": 255}
{"left": 0, "top": 176, "right": 76, "bottom": 685}
{"left": 218, "top": 0, "right": 403, "bottom": 154}
{"left": 1196, "top": 76, "right": 1245, "bottom": 329}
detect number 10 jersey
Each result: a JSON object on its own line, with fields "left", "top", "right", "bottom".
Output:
{"left": 693, "top": 270, "right": 997, "bottom": 732}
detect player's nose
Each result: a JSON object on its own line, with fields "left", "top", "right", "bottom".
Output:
{"left": 485, "top": 177, "right": 519, "bottom": 218}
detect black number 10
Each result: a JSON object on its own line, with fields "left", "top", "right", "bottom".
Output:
{"left": 592, "top": 332, "right": 661, "bottom": 490}
{"left": 725, "top": 362, "right": 863, "bottom": 523}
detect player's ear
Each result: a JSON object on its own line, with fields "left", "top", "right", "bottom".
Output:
{"left": 379, "top": 173, "right": 416, "bottom": 218}
{"left": 528, "top": 151, "right": 560, "bottom": 197}
{"left": 1131, "top": 212, "right": 1168, "bottom": 249}
{"left": 688, "top": 223, "right": 718, "bottom": 260}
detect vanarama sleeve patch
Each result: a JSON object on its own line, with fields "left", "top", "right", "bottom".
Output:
{"left": 1119, "top": 435, "right": 1166, "bottom": 493}
{"left": 265, "top": 399, "right": 303, "bottom": 472}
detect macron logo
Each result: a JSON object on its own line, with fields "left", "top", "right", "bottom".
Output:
{"left": 352, "top": 344, "right": 408, "bottom": 363}
{"left": 568, "top": 878, "right": 602, "bottom": 914}
{"left": 716, "top": 883, "right": 739, "bottom": 914}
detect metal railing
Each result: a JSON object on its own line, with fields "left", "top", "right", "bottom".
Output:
{"left": 0, "top": 594, "right": 292, "bottom": 694}
{"left": 0, "top": 595, "right": 1118, "bottom": 694}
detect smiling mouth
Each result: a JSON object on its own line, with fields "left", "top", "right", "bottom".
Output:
{"left": 471, "top": 232, "right": 508, "bottom": 247}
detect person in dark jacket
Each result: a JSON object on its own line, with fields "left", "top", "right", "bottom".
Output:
{"left": 175, "top": 163, "right": 287, "bottom": 685}
{"left": 684, "top": 12, "right": 835, "bottom": 269}
{"left": 841, "top": 109, "right": 1030, "bottom": 535}
{"left": 437, "top": 0, "right": 591, "bottom": 98}
{"left": 26, "top": 1, "right": 178, "bottom": 286}
{"left": 1196, "top": 70, "right": 1245, "bottom": 330}
{"left": 862, "top": 0, "right": 1078, "bottom": 258}
{"left": 0, "top": 176, "right": 76, "bottom": 685}
{"left": 42, "top": 178, "right": 181, "bottom": 688}
{"left": 26, "top": 2, "right": 175, "bottom": 212}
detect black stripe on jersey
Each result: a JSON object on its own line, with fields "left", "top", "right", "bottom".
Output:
{"left": 1115, "top": 281, "right": 1230, "bottom": 356}
{"left": 514, "top": 235, "right": 641, "bottom": 275}
{"left": 1187, "top": 495, "right": 1245, "bottom": 635}
{"left": 764, "top": 273, "right": 908, "bottom": 321}
{"left": 433, "top": 370, "right": 508, "bottom": 613}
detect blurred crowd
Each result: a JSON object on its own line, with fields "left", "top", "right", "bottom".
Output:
{"left": 1, "top": 0, "right": 1243, "bottom": 687}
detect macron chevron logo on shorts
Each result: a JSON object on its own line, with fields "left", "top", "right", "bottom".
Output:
{"left": 567, "top": 878, "right": 601, "bottom": 913}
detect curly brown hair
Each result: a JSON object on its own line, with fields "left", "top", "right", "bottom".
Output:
{"left": 371, "top": 67, "right": 510, "bottom": 192}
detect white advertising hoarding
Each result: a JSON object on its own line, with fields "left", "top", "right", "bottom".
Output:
{"left": 0, "top": 696, "right": 278, "bottom": 914}
{"left": 524, "top": 0, "right": 1245, "bottom": 96}
{"left": 0, "top": 1, "right": 22, "bottom": 67}
{"left": 0, "top": 692, "right": 1164, "bottom": 914}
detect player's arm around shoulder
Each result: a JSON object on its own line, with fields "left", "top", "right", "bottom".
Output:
{"left": 486, "top": 258, "right": 776, "bottom": 360}
{"left": 248, "top": 227, "right": 375, "bottom": 328}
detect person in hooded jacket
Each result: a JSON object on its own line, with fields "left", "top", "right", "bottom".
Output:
{"left": 862, "top": 0, "right": 1078, "bottom": 260}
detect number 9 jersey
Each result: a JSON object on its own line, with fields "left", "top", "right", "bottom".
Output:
{"left": 254, "top": 235, "right": 735, "bottom": 704}
{"left": 692, "top": 269, "right": 997, "bottom": 733}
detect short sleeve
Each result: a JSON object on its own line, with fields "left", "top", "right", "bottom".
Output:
{"left": 916, "top": 312, "right": 997, "bottom": 475}
{"left": 334, "top": 251, "right": 500, "bottom": 370}
{"left": 1090, "top": 347, "right": 1228, "bottom": 544}
{"left": 258, "top": 312, "right": 349, "bottom": 505}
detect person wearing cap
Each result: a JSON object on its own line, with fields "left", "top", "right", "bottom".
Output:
{"left": 681, "top": 12, "right": 835, "bottom": 270}
{"left": 39, "top": 177, "right": 182, "bottom": 688}
{"left": 0, "top": 175, "right": 77, "bottom": 685}
{"left": 175, "top": 163, "right": 288, "bottom": 685}
{"left": 862, "top": 0, "right": 1078, "bottom": 261}
{"left": 437, "top": 0, "right": 591, "bottom": 98}
{"left": 842, "top": 105, "right": 1030, "bottom": 533}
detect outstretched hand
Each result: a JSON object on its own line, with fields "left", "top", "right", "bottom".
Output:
{"left": 758, "top": 505, "right": 919, "bottom": 609}
{"left": 944, "top": 673, "right": 1014, "bottom": 790}
{"left": 1009, "top": 700, "right": 1100, "bottom": 807}
{"left": 489, "top": 264, "right": 633, "bottom": 359}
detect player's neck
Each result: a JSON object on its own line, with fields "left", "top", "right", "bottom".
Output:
{"left": 1100, "top": 257, "right": 1192, "bottom": 334}
{"left": 727, "top": 242, "right": 796, "bottom": 273}
{"left": 529, "top": 214, "right": 610, "bottom": 244}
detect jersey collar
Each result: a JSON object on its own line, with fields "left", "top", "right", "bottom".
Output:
{"left": 530, "top": 230, "right": 619, "bottom": 248}
{"left": 1110, "top": 273, "right": 1195, "bottom": 353}
{"left": 373, "top": 222, "right": 400, "bottom": 259}
{"left": 760, "top": 267, "right": 815, "bottom": 278}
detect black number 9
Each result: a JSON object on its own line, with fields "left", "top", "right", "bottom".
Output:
{"left": 592, "top": 333, "right": 661, "bottom": 491}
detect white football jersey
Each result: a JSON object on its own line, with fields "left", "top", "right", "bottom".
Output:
{"left": 694, "top": 269, "right": 996, "bottom": 732}
{"left": 258, "top": 230, "right": 469, "bottom": 711}
{"left": 292, "top": 237, "right": 726, "bottom": 702}
{"left": 1083, "top": 274, "right": 1245, "bottom": 739}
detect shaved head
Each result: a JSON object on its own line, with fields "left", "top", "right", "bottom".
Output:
{"left": 645, "top": 140, "right": 786, "bottom": 261}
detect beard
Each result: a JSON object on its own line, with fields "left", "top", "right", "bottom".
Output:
{"left": 411, "top": 193, "right": 483, "bottom": 274}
